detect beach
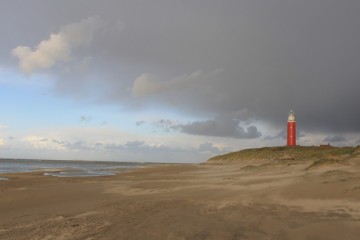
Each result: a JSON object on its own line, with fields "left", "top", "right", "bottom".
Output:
{"left": 1, "top": 156, "right": 360, "bottom": 240}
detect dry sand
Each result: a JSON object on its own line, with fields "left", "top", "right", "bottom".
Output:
{"left": 1, "top": 157, "right": 360, "bottom": 240}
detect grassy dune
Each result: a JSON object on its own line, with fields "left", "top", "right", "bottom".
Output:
{"left": 207, "top": 146, "right": 360, "bottom": 168}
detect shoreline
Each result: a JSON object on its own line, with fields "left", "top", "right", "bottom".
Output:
{"left": 0, "top": 159, "right": 158, "bottom": 178}
{"left": 1, "top": 159, "right": 360, "bottom": 239}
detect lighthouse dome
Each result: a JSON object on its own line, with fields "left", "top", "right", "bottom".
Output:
{"left": 288, "top": 110, "right": 295, "bottom": 122}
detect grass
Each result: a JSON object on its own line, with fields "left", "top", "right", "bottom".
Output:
{"left": 208, "top": 146, "right": 360, "bottom": 165}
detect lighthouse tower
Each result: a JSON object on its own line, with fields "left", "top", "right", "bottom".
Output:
{"left": 287, "top": 110, "right": 296, "bottom": 146}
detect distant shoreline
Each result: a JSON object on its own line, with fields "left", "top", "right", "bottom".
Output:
{"left": 0, "top": 159, "right": 153, "bottom": 177}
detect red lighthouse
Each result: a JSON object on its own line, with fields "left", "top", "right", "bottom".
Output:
{"left": 287, "top": 110, "right": 296, "bottom": 146}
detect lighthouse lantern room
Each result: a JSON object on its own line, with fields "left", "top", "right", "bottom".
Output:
{"left": 287, "top": 110, "right": 296, "bottom": 146}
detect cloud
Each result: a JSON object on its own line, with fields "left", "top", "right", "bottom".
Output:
{"left": 0, "top": 138, "right": 5, "bottom": 146}
{"left": 51, "top": 139, "right": 91, "bottom": 151}
{"left": 135, "top": 121, "right": 145, "bottom": 126}
{"left": 264, "top": 130, "right": 287, "bottom": 141}
{"left": 12, "top": 16, "right": 102, "bottom": 73}
{"left": 101, "top": 140, "right": 228, "bottom": 157}
{"left": 264, "top": 129, "right": 306, "bottom": 141}
{"left": 102, "top": 141, "right": 183, "bottom": 153}
{"left": 23, "top": 136, "right": 95, "bottom": 151}
{"left": 32, "top": 137, "right": 226, "bottom": 158}
{"left": 131, "top": 74, "right": 163, "bottom": 97}
{"left": 0, "top": 124, "right": 8, "bottom": 131}
{"left": 80, "top": 116, "right": 92, "bottom": 122}
{"left": 323, "top": 135, "right": 347, "bottom": 143}
{"left": 4, "top": 1, "right": 360, "bottom": 153}
{"left": 132, "top": 69, "right": 222, "bottom": 97}
{"left": 150, "top": 116, "right": 262, "bottom": 139}
{"left": 23, "top": 136, "right": 62, "bottom": 149}
{"left": 7, "top": 125, "right": 222, "bottom": 162}
{"left": 178, "top": 119, "right": 261, "bottom": 139}
{"left": 153, "top": 119, "right": 176, "bottom": 132}
{"left": 198, "top": 142, "right": 228, "bottom": 155}
{"left": 23, "top": 136, "right": 189, "bottom": 155}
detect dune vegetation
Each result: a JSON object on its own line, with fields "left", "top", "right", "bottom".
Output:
{"left": 207, "top": 146, "right": 360, "bottom": 167}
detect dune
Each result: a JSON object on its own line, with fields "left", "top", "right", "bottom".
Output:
{"left": 1, "top": 146, "right": 360, "bottom": 239}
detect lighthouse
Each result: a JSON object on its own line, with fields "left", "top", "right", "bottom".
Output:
{"left": 287, "top": 110, "right": 296, "bottom": 146}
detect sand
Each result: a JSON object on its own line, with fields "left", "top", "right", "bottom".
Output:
{"left": 1, "top": 157, "right": 360, "bottom": 240}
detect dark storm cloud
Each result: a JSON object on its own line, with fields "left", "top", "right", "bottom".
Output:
{"left": 323, "top": 135, "right": 347, "bottom": 143}
{"left": 179, "top": 120, "right": 261, "bottom": 139}
{"left": 264, "top": 130, "right": 287, "bottom": 141}
{"left": 3, "top": 0, "right": 360, "bottom": 135}
{"left": 264, "top": 129, "right": 305, "bottom": 141}
{"left": 150, "top": 116, "right": 261, "bottom": 139}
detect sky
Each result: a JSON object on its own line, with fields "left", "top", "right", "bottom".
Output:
{"left": 1, "top": 0, "right": 360, "bottom": 162}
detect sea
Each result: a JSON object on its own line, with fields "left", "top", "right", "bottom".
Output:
{"left": 0, "top": 158, "right": 151, "bottom": 179}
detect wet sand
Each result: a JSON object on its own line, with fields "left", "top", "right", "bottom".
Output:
{"left": 1, "top": 157, "right": 360, "bottom": 240}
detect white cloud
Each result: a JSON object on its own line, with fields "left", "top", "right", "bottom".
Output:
{"left": 198, "top": 142, "right": 229, "bottom": 154}
{"left": 0, "top": 124, "right": 8, "bottom": 147}
{"left": 0, "top": 124, "right": 8, "bottom": 131}
{"left": 12, "top": 16, "right": 102, "bottom": 73}
{"left": 22, "top": 136, "right": 64, "bottom": 150}
{"left": 8, "top": 125, "right": 227, "bottom": 162}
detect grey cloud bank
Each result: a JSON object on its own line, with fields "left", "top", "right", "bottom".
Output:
{"left": 323, "top": 135, "right": 347, "bottom": 143}
{"left": 149, "top": 116, "right": 261, "bottom": 139}
{"left": 3, "top": 0, "right": 360, "bottom": 145}
{"left": 179, "top": 119, "right": 261, "bottom": 139}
